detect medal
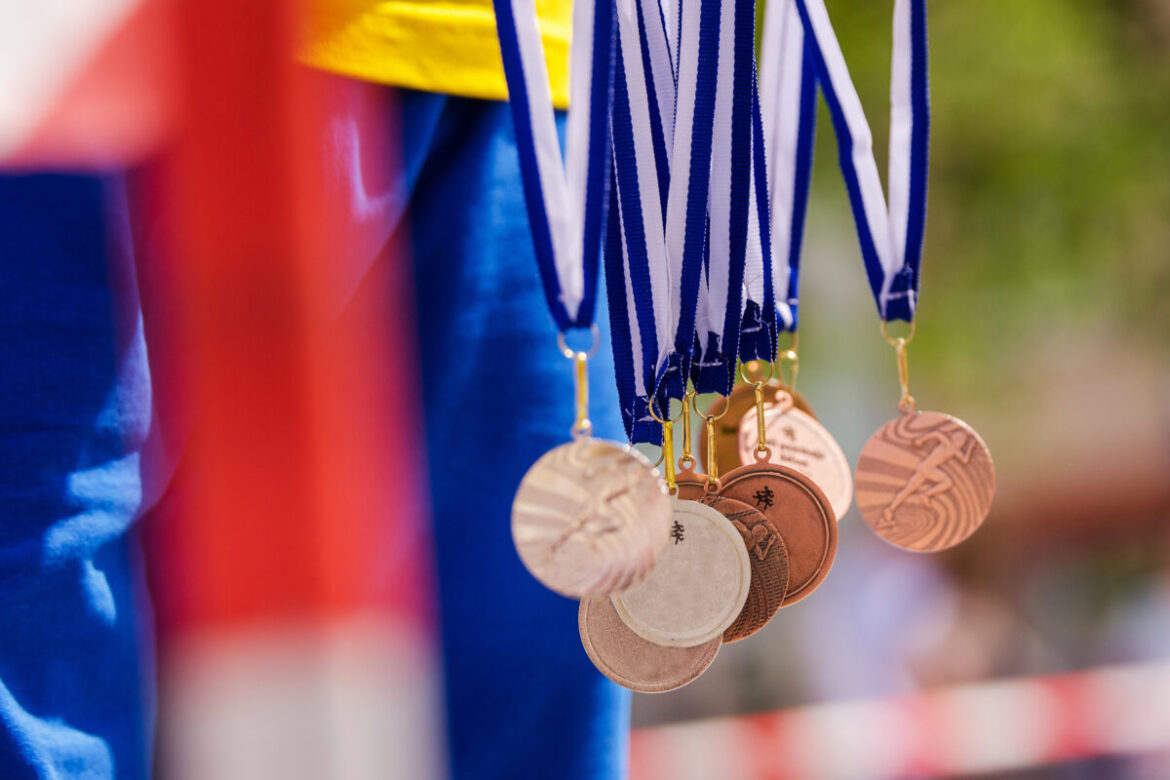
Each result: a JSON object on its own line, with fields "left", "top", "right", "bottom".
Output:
{"left": 854, "top": 328, "right": 995, "bottom": 552}
{"left": 579, "top": 595, "right": 720, "bottom": 693}
{"left": 512, "top": 334, "right": 671, "bottom": 597}
{"left": 610, "top": 495, "right": 751, "bottom": 647}
{"left": 799, "top": 0, "right": 996, "bottom": 550}
{"left": 736, "top": 382, "right": 853, "bottom": 521}
{"left": 679, "top": 396, "right": 795, "bottom": 635}
{"left": 717, "top": 381, "right": 836, "bottom": 605}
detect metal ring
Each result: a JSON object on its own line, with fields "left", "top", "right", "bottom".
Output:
{"left": 556, "top": 324, "right": 601, "bottom": 360}
{"left": 880, "top": 319, "right": 916, "bottom": 348}
{"left": 739, "top": 359, "right": 774, "bottom": 386}
{"left": 690, "top": 391, "right": 731, "bottom": 422}
{"left": 647, "top": 394, "right": 685, "bottom": 425}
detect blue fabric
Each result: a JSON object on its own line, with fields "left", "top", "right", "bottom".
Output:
{"left": 0, "top": 174, "right": 153, "bottom": 778}
{"left": 403, "top": 91, "right": 631, "bottom": 780}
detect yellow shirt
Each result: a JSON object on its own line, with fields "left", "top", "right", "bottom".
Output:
{"left": 302, "top": 0, "right": 572, "bottom": 107}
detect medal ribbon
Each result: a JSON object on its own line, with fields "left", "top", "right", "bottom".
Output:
{"left": 607, "top": 0, "right": 761, "bottom": 441}
{"left": 740, "top": 0, "right": 818, "bottom": 363}
{"left": 493, "top": 0, "right": 614, "bottom": 330}
{"left": 795, "top": 0, "right": 930, "bottom": 322}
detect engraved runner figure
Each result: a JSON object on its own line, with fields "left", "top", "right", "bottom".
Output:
{"left": 547, "top": 468, "right": 633, "bottom": 555}
{"left": 880, "top": 427, "right": 977, "bottom": 526}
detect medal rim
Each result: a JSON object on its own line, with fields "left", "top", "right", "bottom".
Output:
{"left": 609, "top": 495, "right": 752, "bottom": 648}
{"left": 718, "top": 458, "right": 837, "bottom": 605}
{"left": 578, "top": 595, "right": 721, "bottom": 693}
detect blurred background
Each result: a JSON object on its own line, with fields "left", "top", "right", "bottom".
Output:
{"left": 631, "top": 1, "right": 1170, "bottom": 777}
{"left": 1, "top": 0, "right": 1168, "bottom": 778}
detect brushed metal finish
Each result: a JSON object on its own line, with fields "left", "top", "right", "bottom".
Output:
{"left": 579, "top": 595, "right": 720, "bottom": 693}
{"left": 512, "top": 438, "right": 671, "bottom": 598}
{"left": 610, "top": 496, "right": 752, "bottom": 648}
{"left": 855, "top": 410, "right": 995, "bottom": 552}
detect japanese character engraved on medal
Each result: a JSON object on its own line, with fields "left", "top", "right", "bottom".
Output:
{"left": 512, "top": 439, "right": 670, "bottom": 597}
{"left": 855, "top": 410, "right": 995, "bottom": 552}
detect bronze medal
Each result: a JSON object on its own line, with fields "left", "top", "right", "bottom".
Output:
{"left": 579, "top": 595, "right": 720, "bottom": 693}
{"left": 610, "top": 496, "right": 751, "bottom": 647}
{"left": 700, "top": 381, "right": 815, "bottom": 473}
{"left": 718, "top": 455, "right": 836, "bottom": 605}
{"left": 512, "top": 438, "right": 671, "bottom": 598}
{"left": 674, "top": 474, "right": 790, "bottom": 641}
{"left": 855, "top": 409, "right": 995, "bottom": 552}
{"left": 737, "top": 388, "right": 853, "bottom": 520}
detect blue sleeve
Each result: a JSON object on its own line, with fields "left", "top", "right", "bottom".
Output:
{"left": 403, "top": 91, "right": 631, "bottom": 780}
{"left": 0, "top": 174, "right": 153, "bottom": 779}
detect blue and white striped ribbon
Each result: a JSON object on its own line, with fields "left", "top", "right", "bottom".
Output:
{"left": 493, "top": 0, "right": 613, "bottom": 330}
{"left": 692, "top": 0, "right": 757, "bottom": 396}
{"left": 739, "top": 0, "right": 818, "bottom": 363}
{"left": 795, "top": 0, "right": 930, "bottom": 322}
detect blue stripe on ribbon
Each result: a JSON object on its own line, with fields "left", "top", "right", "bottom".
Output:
{"left": 885, "top": 0, "right": 930, "bottom": 322}
{"left": 785, "top": 42, "right": 819, "bottom": 330}
{"left": 494, "top": 0, "right": 568, "bottom": 329}
{"left": 636, "top": 0, "right": 671, "bottom": 221}
{"left": 794, "top": 0, "right": 887, "bottom": 314}
{"left": 612, "top": 41, "right": 663, "bottom": 414}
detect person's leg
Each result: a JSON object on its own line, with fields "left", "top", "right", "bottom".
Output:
{"left": 0, "top": 174, "right": 153, "bottom": 778}
{"left": 406, "top": 93, "right": 631, "bottom": 780}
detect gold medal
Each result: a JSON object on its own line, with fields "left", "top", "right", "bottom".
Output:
{"left": 512, "top": 334, "right": 671, "bottom": 597}
{"left": 856, "top": 325, "right": 996, "bottom": 552}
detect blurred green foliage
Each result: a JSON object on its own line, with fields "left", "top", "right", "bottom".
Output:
{"left": 796, "top": 0, "right": 1170, "bottom": 391}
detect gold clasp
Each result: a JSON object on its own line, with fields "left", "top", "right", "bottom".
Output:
{"left": 558, "top": 326, "right": 600, "bottom": 437}
{"left": 880, "top": 320, "right": 917, "bottom": 414}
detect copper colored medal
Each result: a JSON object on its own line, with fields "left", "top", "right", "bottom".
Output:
{"left": 579, "top": 596, "right": 720, "bottom": 693}
{"left": 610, "top": 496, "right": 751, "bottom": 647}
{"left": 512, "top": 438, "right": 671, "bottom": 598}
{"left": 737, "top": 389, "right": 853, "bottom": 521}
{"left": 718, "top": 455, "right": 836, "bottom": 605}
{"left": 674, "top": 475, "right": 790, "bottom": 641}
{"left": 855, "top": 410, "right": 995, "bottom": 552}
{"left": 700, "top": 382, "right": 815, "bottom": 473}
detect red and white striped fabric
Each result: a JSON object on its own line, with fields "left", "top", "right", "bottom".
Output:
{"left": 0, "top": 0, "right": 175, "bottom": 167}
{"left": 631, "top": 660, "right": 1170, "bottom": 778}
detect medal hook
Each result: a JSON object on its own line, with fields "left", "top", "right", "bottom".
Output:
{"left": 679, "top": 391, "right": 696, "bottom": 471}
{"left": 753, "top": 381, "right": 768, "bottom": 456}
{"left": 881, "top": 321, "right": 917, "bottom": 414}
{"left": 704, "top": 413, "right": 719, "bottom": 490}
{"left": 559, "top": 326, "right": 600, "bottom": 438}
{"left": 648, "top": 396, "right": 683, "bottom": 491}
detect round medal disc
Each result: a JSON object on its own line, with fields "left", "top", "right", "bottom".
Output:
{"left": 855, "top": 410, "right": 996, "bottom": 552}
{"left": 700, "top": 382, "right": 815, "bottom": 473}
{"left": 610, "top": 496, "right": 751, "bottom": 647}
{"left": 718, "top": 456, "right": 837, "bottom": 605}
{"left": 737, "top": 389, "right": 853, "bottom": 520}
{"left": 512, "top": 438, "right": 671, "bottom": 598}
{"left": 674, "top": 478, "right": 790, "bottom": 642}
{"left": 579, "top": 596, "right": 720, "bottom": 693}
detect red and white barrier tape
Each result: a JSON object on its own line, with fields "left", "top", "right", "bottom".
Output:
{"left": 632, "top": 660, "right": 1170, "bottom": 778}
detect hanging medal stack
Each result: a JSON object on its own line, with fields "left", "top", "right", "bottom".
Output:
{"left": 495, "top": 0, "right": 996, "bottom": 693}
